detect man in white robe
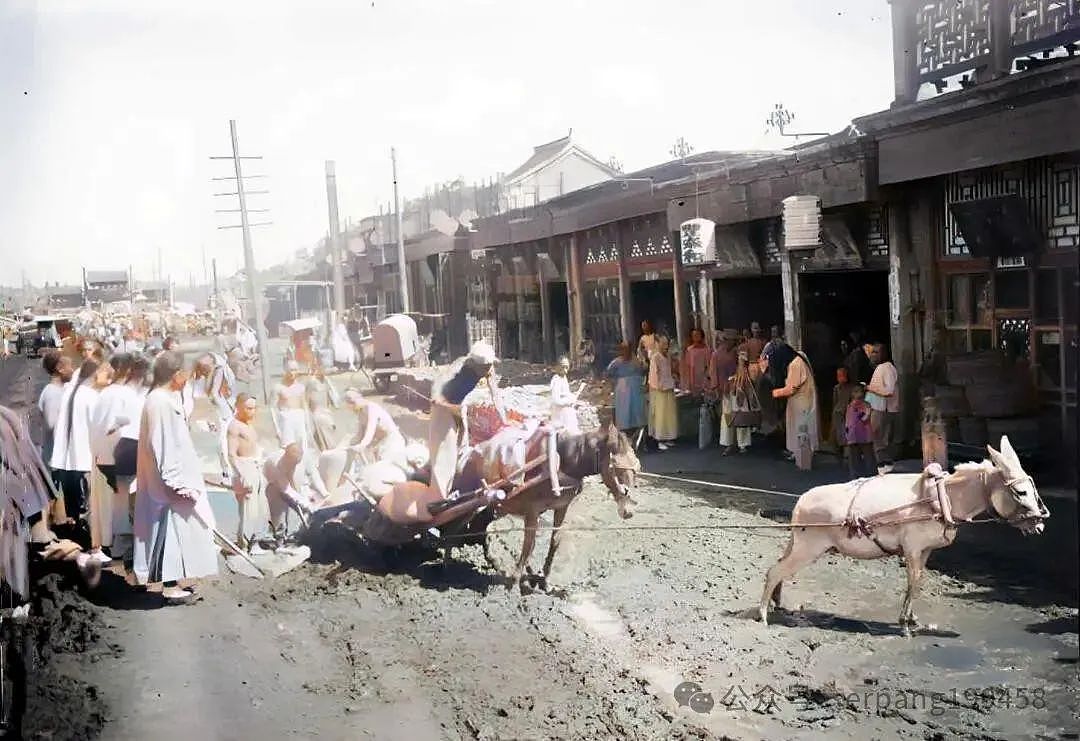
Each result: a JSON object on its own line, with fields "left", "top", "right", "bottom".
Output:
{"left": 133, "top": 350, "right": 218, "bottom": 605}
{"left": 548, "top": 356, "right": 580, "bottom": 433}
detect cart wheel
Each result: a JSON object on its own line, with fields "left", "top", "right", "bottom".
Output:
{"left": 372, "top": 374, "right": 390, "bottom": 394}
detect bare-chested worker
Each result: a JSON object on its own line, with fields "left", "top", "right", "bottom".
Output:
{"left": 344, "top": 388, "right": 406, "bottom": 464}
{"left": 262, "top": 442, "right": 334, "bottom": 540}
{"left": 227, "top": 393, "right": 270, "bottom": 552}
{"left": 306, "top": 364, "right": 341, "bottom": 451}
{"left": 274, "top": 360, "right": 309, "bottom": 451}
{"left": 427, "top": 341, "right": 503, "bottom": 499}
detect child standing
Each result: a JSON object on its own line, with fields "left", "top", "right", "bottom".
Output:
{"left": 831, "top": 366, "right": 856, "bottom": 454}
{"left": 844, "top": 384, "right": 875, "bottom": 478}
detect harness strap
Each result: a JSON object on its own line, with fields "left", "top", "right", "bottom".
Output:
{"left": 843, "top": 463, "right": 960, "bottom": 555}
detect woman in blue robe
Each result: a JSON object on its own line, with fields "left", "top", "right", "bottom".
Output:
{"left": 606, "top": 341, "right": 647, "bottom": 433}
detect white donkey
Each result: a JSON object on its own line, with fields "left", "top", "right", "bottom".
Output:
{"left": 760, "top": 436, "right": 1049, "bottom": 630}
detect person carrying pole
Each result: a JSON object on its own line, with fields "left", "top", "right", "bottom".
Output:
{"left": 427, "top": 341, "right": 502, "bottom": 500}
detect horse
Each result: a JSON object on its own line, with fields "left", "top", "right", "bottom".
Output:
{"left": 309, "top": 421, "right": 639, "bottom": 591}
{"left": 759, "top": 436, "right": 1049, "bottom": 631}
{"left": 455, "top": 421, "right": 640, "bottom": 591}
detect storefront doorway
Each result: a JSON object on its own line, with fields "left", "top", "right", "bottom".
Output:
{"left": 800, "top": 270, "right": 891, "bottom": 440}
{"left": 548, "top": 281, "right": 569, "bottom": 360}
{"left": 712, "top": 276, "right": 783, "bottom": 336}
{"left": 631, "top": 279, "right": 675, "bottom": 344}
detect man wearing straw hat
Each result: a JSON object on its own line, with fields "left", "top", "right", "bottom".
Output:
{"left": 427, "top": 341, "right": 503, "bottom": 499}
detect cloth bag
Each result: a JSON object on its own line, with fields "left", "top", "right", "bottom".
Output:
{"left": 729, "top": 382, "right": 763, "bottom": 428}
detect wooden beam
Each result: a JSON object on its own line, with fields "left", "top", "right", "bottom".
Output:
{"left": 567, "top": 234, "right": 585, "bottom": 368}
{"left": 673, "top": 232, "right": 689, "bottom": 349}
{"left": 878, "top": 94, "right": 1080, "bottom": 184}
{"left": 616, "top": 222, "right": 634, "bottom": 345}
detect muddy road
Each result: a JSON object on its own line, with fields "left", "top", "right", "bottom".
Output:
{"left": 3, "top": 351, "right": 1077, "bottom": 740}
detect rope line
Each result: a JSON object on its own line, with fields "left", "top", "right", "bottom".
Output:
{"left": 636, "top": 471, "right": 802, "bottom": 500}
{"left": 434, "top": 516, "right": 1001, "bottom": 542}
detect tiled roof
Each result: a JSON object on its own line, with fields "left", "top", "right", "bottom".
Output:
{"left": 503, "top": 135, "right": 572, "bottom": 182}
{"left": 544, "top": 150, "right": 777, "bottom": 210}
{"left": 85, "top": 270, "right": 128, "bottom": 284}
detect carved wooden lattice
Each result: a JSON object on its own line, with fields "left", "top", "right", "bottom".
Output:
{"left": 584, "top": 243, "right": 618, "bottom": 264}
{"left": 943, "top": 158, "right": 1080, "bottom": 256}
{"left": 584, "top": 279, "right": 622, "bottom": 368}
{"left": 629, "top": 235, "right": 673, "bottom": 260}
{"left": 1011, "top": 0, "right": 1080, "bottom": 53}
{"left": 1050, "top": 161, "right": 1080, "bottom": 250}
{"left": 915, "top": 0, "right": 991, "bottom": 81}
{"left": 762, "top": 220, "right": 782, "bottom": 266}
{"left": 866, "top": 205, "right": 891, "bottom": 259}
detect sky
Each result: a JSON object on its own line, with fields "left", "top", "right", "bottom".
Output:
{"left": 1, "top": 0, "right": 895, "bottom": 287}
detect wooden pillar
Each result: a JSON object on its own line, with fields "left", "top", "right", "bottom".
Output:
{"left": 888, "top": 192, "right": 938, "bottom": 452}
{"left": 538, "top": 266, "right": 552, "bottom": 363}
{"left": 447, "top": 250, "right": 469, "bottom": 358}
{"left": 616, "top": 223, "right": 634, "bottom": 344}
{"left": 539, "top": 239, "right": 555, "bottom": 363}
{"left": 512, "top": 255, "right": 528, "bottom": 361}
{"left": 988, "top": 0, "right": 1012, "bottom": 81}
{"left": 889, "top": 0, "right": 919, "bottom": 106}
{"left": 922, "top": 396, "right": 948, "bottom": 468}
{"left": 698, "top": 269, "right": 715, "bottom": 345}
{"left": 567, "top": 234, "right": 585, "bottom": 366}
{"left": 672, "top": 232, "right": 688, "bottom": 348}
{"left": 781, "top": 251, "right": 802, "bottom": 349}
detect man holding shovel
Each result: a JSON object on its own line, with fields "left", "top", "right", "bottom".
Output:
{"left": 132, "top": 350, "right": 218, "bottom": 605}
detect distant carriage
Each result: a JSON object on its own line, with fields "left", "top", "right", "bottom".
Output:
{"left": 279, "top": 317, "right": 322, "bottom": 373}
{"left": 369, "top": 314, "right": 427, "bottom": 392}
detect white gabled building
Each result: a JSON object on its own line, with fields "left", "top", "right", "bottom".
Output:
{"left": 500, "top": 133, "right": 619, "bottom": 212}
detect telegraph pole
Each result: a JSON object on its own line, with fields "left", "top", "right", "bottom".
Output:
{"left": 324, "top": 161, "right": 347, "bottom": 320}
{"left": 391, "top": 147, "right": 410, "bottom": 314}
{"left": 210, "top": 120, "right": 273, "bottom": 404}
{"left": 211, "top": 258, "right": 220, "bottom": 310}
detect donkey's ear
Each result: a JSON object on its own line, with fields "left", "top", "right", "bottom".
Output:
{"left": 606, "top": 420, "right": 619, "bottom": 442}
{"left": 986, "top": 443, "right": 1007, "bottom": 469}
{"left": 999, "top": 436, "right": 1020, "bottom": 465}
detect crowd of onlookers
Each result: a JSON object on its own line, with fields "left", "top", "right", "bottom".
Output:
{"left": 603, "top": 320, "right": 901, "bottom": 475}
{"left": 34, "top": 334, "right": 227, "bottom": 604}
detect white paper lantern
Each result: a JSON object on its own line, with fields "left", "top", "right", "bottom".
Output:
{"left": 782, "top": 195, "right": 822, "bottom": 250}
{"left": 679, "top": 218, "right": 716, "bottom": 265}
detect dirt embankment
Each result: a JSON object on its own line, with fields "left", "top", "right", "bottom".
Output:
{"left": 22, "top": 472, "right": 1079, "bottom": 740}
{"left": 22, "top": 571, "right": 123, "bottom": 740}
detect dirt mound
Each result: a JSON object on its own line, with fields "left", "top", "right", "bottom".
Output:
{"left": 22, "top": 571, "right": 117, "bottom": 740}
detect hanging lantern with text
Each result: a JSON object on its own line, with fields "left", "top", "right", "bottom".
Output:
{"left": 782, "top": 195, "right": 822, "bottom": 250}
{"left": 679, "top": 218, "right": 716, "bottom": 266}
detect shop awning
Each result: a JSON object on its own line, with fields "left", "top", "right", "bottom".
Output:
{"left": 714, "top": 224, "right": 761, "bottom": 275}
{"left": 949, "top": 195, "right": 1044, "bottom": 258}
